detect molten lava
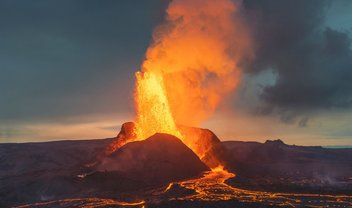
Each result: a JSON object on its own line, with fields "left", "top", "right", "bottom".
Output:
{"left": 134, "top": 71, "right": 182, "bottom": 141}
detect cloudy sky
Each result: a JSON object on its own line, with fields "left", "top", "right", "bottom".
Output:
{"left": 1, "top": 0, "right": 352, "bottom": 146}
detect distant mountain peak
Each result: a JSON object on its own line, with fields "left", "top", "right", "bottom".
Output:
{"left": 264, "top": 139, "right": 286, "bottom": 146}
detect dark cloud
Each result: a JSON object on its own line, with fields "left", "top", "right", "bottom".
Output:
{"left": 243, "top": 0, "right": 352, "bottom": 118}
{"left": 0, "top": 0, "right": 168, "bottom": 122}
{"left": 1, "top": 0, "right": 352, "bottom": 128}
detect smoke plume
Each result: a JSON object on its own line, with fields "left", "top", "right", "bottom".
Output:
{"left": 138, "top": 0, "right": 252, "bottom": 127}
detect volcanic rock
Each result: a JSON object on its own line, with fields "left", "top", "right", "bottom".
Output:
{"left": 104, "top": 122, "right": 136, "bottom": 155}
{"left": 97, "top": 133, "right": 209, "bottom": 184}
{"left": 178, "top": 125, "right": 226, "bottom": 168}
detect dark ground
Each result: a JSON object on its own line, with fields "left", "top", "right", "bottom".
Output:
{"left": 224, "top": 139, "right": 352, "bottom": 195}
{"left": 1, "top": 134, "right": 352, "bottom": 207}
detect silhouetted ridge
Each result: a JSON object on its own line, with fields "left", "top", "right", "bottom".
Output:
{"left": 264, "top": 139, "right": 286, "bottom": 146}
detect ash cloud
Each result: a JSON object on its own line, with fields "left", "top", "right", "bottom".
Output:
{"left": 242, "top": 0, "right": 352, "bottom": 118}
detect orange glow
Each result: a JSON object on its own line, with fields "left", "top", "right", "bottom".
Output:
{"left": 211, "top": 165, "right": 225, "bottom": 172}
{"left": 134, "top": 71, "right": 182, "bottom": 140}
{"left": 133, "top": 0, "right": 252, "bottom": 163}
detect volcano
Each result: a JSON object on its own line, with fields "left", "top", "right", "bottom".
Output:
{"left": 2, "top": 124, "right": 352, "bottom": 207}
{"left": 100, "top": 122, "right": 226, "bottom": 169}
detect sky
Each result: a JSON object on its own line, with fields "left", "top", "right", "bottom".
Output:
{"left": 1, "top": 0, "right": 352, "bottom": 146}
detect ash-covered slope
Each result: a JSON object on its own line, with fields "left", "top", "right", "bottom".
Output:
{"left": 96, "top": 133, "right": 209, "bottom": 184}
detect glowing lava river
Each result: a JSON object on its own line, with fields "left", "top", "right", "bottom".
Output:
{"left": 158, "top": 169, "right": 352, "bottom": 207}
{"left": 17, "top": 169, "right": 352, "bottom": 208}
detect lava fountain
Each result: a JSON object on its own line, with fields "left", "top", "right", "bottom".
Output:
{"left": 133, "top": 0, "right": 252, "bottom": 165}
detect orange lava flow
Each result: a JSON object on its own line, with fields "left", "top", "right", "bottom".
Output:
{"left": 162, "top": 170, "right": 352, "bottom": 207}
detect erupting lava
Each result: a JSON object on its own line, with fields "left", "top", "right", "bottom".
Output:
{"left": 135, "top": 71, "right": 182, "bottom": 141}
{"left": 133, "top": 0, "right": 252, "bottom": 161}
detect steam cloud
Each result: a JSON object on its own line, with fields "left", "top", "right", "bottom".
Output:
{"left": 140, "top": 0, "right": 252, "bottom": 126}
